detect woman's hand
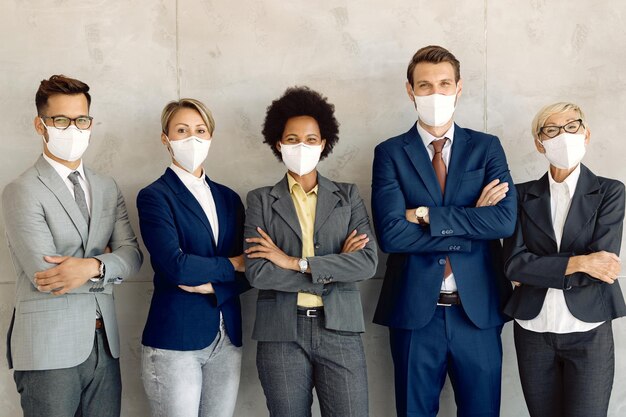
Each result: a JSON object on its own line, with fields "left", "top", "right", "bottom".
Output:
{"left": 567, "top": 251, "right": 621, "bottom": 284}
{"left": 178, "top": 282, "right": 215, "bottom": 294}
{"left": 475, "top": 179, "right": 509, "bottom": 207}
{"left": 246, "top": 227, "right": 298, "bottom": 271}
{"left": 341, "top": 229, "right": 369, "bottom": 253}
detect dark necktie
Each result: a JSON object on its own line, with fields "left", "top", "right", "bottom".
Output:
{"left": 68, "top": 171, "right": 90, "bottom": 225}
{"left": 431, "top": 138, "right": 452, "bottom": 280}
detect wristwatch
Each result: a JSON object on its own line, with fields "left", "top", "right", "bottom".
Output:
{"left": 298, "top": 258, "right": 308, "bottom": 274}
{"left": 415, "top": 206, "right": 429, "bottom": 226}
{"left": 90, "top": 259, "right": 105, "bottom": 283}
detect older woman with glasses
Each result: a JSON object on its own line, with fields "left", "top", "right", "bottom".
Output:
{"left": 503, "top": 102, "right": 626, "bottom": 417}
{"left": 137, "top": 98, "right": 248, "bottom": 417}
{"left": 244, "top": 86, "right": 378, "bottom": 417}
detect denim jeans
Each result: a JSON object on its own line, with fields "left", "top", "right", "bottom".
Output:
{"left": 141, "top": 323, "right": 242, "bottom": 417}
{"left": 14, "top": 327, "right": 121, "bottom": 417}
{"left": 257, "top": 312, "right": 369, "bottom": 417}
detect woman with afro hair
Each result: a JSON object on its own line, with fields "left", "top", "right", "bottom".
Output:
{"left": 244, "top": 86, "right": 378, "bottom": 416}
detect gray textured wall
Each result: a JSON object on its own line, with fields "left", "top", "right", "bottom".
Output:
{"left": 1, "top": 1, "right": 625, "bottom": 416}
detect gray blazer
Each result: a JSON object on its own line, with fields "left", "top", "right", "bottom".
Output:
{"left": 2, "top": 155, "right": 143, "bottom": 371}
{"left": 244, "top": 174, "right": 378, "bottom": 341}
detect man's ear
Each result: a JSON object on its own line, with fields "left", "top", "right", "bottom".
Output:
{"left": 405, "top": 81, "right": 415, "bottom": 103}
{"left": 34, "top": 116, "right": 46, "bottom": 137}
{"left": 456, "top": 78, "right": 463, "bottom": 99}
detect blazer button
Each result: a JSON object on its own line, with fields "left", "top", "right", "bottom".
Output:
{"left": 441, "top": 230, "right": 446, "bottom": 235}
{"left": 438, "top": 258, "right": 446, "bottom": 266}
{"left": 314, "top": 243, "right": 320, "bottom": 249}
{"left": 317, "top": 278, "right": 324, "bottom": 283}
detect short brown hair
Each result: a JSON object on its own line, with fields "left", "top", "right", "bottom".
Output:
{"left": 407, "top": 45, "right": 461, "bottom": 86}
{"left": 35, "top": 75, "right": 91, "bottom": 114}
{"left": 161, "top": 98, "right": 216, "bottom": 136}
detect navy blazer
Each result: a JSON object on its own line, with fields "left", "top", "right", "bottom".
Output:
{"left": 137, "top": 168, "right": 248, "bottom": 349}
{"left": 503, "top": 164, "right": 626, "bottom": 322}
{"left": 372, "top": 123, "right": 516, "bottom": 330}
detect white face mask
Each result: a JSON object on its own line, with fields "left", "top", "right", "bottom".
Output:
{"left": 539, "top": 132, "right": 586, "bottom": 169}
{"left": 413, "top": 91, "right": 457, "bottom": 127}
{"left": 280, "top": 143, "right": 322, "bottom": 176}
{"left": 167, "top": 136, "right": 211, "bottom": 173}
{"left": 41, "top": 120, "right": 91, "bottom": 162}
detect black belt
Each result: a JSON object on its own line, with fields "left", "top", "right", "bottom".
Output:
{"left": 437, "top": 292, "right": 461, "bottom": 306}
{"left": 297, "top": 307, "right": 324, "bottom": 318}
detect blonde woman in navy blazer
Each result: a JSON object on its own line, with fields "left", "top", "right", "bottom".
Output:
{"left": 137, "top": 99, "right": 248, "bottom": 417}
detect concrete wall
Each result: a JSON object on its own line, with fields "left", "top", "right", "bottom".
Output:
{"left": 1, "top": 1, "right": 625, "bottom": 416}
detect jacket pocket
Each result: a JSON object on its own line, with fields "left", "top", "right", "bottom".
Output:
{"left": 461, "top": 168, "right": 485, "bottom": 182}
{"left": 19, "top": 296, "right": 68, "bottom": 314}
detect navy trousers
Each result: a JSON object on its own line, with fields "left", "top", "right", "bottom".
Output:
{"left": 389, "top": 305, "right": 503, "bottom": 417}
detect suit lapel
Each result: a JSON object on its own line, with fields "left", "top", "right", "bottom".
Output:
{"left": 521, "top": 174, "right": 557, "bottom": 247}
{"left": 270, "top": 176, "right": 302, "bottom": 242}
{"left": 444, "top": 126, "right": 472, "bottom": 206}
{"left": 403, "top": 125, "right": 442, "bottom": 205}
{"left": 560, "top": 165, "right": 602, "bottom": 252}
{"left": 314, "top": 174, "right": 341, "bottom": 235}
{"left": 35, "top": 156, "right": 88, "bottom": 248}
{"left": 164, "top": 169, "right": 217, "bottom": 248}
{"left": 206, "top": 176, "right": 227, "bottom": 251}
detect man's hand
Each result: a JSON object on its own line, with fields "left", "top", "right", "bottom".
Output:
{"left": 179, "top": 282, "right": 215, "bottom": 294}
{"left": 229, "top": 254, "right": 245, "bottom": 272}
{"left": 475, "top": 179, "right": 509, "bottom": 207}
{"left": 341, "top": 229, "right": 369, "bottom": 253}
{"left": 567, "top": 251, "right": 621, "bottom": 284}
{"left": 245, "top": 227, "right": 299, "bottom": 271}
{"left": 34, "top": 256, "right": 100, "bottom": 295}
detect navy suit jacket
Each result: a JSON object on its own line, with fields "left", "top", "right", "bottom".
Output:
{"left": 372, "top": 123, "right": 516, "bottom": 330}
{"left": 137, "top": 168, "right": 249, "bottom": 349}
{"left": 503, "top": 164, "right": 626, "bottom": 322}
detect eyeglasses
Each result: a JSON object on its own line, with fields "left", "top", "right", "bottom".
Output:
{"left": 539, "top": 119, "right": 584, "bottom": 139}
{"left": 40, "top": 115, "right": 93, "bottom": 130}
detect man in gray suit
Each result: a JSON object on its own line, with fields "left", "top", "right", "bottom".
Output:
{"left": 2, "top": 75, "right": 143, "bottom": 417}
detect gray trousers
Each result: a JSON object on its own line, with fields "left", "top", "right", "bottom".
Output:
{"left": 514, "top": 321, "right": 614, "bottom": 417}
{"left": 13, "top": 328, "right": 121, "bottom": 417}
{"left": 256, "top": 311, "right": 369, "bottom": 417}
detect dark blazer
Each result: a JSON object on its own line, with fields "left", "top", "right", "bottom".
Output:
{"left": 503, "top": 164, "right": 626, "bottom": 322}
{"left": 372, "top": 124, "right": 516, "bottom": 330}
{"left": 244, "top": 174, "right": 378, "bottom": 342}
{"left": 137, "top": 168, "right": 249, "bottom": 349}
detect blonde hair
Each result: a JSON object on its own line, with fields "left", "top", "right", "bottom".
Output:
{"left": 531, "top": 102, "right": 587, "bottom": 141}
{"left": 160, "top": 98, "right": 215, "bottom": 135}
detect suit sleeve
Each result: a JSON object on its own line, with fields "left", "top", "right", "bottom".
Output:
{"left": 503, "top": 181, "right": 625, "bottom": 289}
{"left": 2, "top": 181, "right": 60, "bottom": 286}
{"left": 244, "top": 189, "right": 324, "bottom": 295}
{"left": 137, "top": 186, "right": 236, "bottom": 286}
{"left": 92, "top": 181, "right": 143, "bottom": 285}
{"left": 371, "top": 144, "right": 472, "bottom": 254}
{"left": 428, "top": 136, "right": 517, "bottom": 240}
{"left": 212, "top": 195, "right": 250, "bottom": 306}
{"left": 307, "top": 184, "right": 378, "bottom": 283}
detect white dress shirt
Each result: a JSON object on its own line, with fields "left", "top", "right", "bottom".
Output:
{"left": 516, "top": 165, "right": 604, "bottom": 333}
{"left": 416, "top": 123, "right": 457, "bottom": 292}
{"left": 170, "top": 164, "right": 219, "bottom": 244}
{"left": 43, "top": 153, "right": 91, "bottom": 214}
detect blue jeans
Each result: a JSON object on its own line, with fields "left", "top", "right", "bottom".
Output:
{"left": 13, "top": 327, "right": 121, "bottom": 417}
{"left": 141, "top": 323, "right": 242, "bottom": 417}
{"left": 256, "top": 311, "right": 369, "bottom": 417}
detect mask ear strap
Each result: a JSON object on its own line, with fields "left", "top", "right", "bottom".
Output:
{"left": 164, "top": 134, "right": 176, "bottom": 159}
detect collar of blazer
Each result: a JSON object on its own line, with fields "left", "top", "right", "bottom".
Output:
{"left": 521, "top": 163, "right": 602, "bottom": 252}
{"left": 402, "top": 123, "right": 474, "bottom": 207}
{"left": 269, "top": 172, "right": 341, "bottom": 242}
{"left": 162, "top": 167, "right": 226, "bottom": 250}
{"left": 35, "top": 154, "right": 101, "bottom": 250}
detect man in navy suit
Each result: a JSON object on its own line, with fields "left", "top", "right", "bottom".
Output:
{"left": 371, "top": 45, "right": 516, "bottom": 417}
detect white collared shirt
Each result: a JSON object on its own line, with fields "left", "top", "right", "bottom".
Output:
{"left": 416, "top": 123, "right": 457, "bottom": 292}
{"left": 43, "top": 153, "right": 91, "bottom": 214}
{"left": 516, "top": 164, "right": 604, "bottom": 333}
{"left": 170, "top": 164, "right": 219, "bottom": 244}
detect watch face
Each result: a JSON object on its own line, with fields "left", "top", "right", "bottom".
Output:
{"left": 298, "top": 259, "right": 308, "bottom": 270}
{"left": 416, "top": 207, "right": 428, "bottom": 217}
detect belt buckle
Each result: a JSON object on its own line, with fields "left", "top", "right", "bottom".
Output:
{"left": 437, "top": 290, "right": 454, "bottom": 307}
{"left": 306, "top": 309, "right": 317, "bottom": 318}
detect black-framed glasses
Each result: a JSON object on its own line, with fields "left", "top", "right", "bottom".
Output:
{"left": 40, "top": 115, "right": 93, "bottom": 130}
{"left": 539, "top": 119, "right": 584, "bottom": 139}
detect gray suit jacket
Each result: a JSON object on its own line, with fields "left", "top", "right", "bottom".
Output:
{"left": 245, "top": 174, "right": 378, "bottom": 341}
{"left": 2, "top": 155, "right": 143, "bottom": 371}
